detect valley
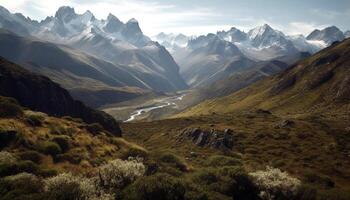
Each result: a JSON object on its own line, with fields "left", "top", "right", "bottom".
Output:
{"left": 103, "top": 92, "right": 187, "bottom": 122}
{"left": 0, "top": 2, "right": 350, "bottom": 200}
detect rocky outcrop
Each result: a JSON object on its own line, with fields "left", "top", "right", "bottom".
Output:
{"left": 0, "top": 57, "right": 121, "bottom": 136}
{"left": 179, "top": 128, "right": 234, "bottom": 150}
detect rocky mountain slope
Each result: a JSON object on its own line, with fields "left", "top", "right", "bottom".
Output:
{"left": 179, "top": 38, "right": 350, "bottom": 117}
{"left": 0, "top": 6, "right": 188, "bottom": 95}
{"left": 0, "top": 57, "right": 121, "bottom": 136}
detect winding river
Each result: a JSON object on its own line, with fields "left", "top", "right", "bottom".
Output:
{"left": 124, "top": 94, "right": 185, "bottom": 122}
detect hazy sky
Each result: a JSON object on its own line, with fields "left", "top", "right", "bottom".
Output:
{"left": 1, "top": 0, "right": 349, "bottom": 36}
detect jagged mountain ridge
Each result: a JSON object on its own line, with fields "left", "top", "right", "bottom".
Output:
{"left": 0, "top": 5, "right": 188, "bottom": 95}
{"left": 154, "top": 24, "right": 346, "bottom": 89}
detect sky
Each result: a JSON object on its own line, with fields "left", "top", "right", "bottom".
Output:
{"left": 0, "top": 0, "right": 349, "bottom": 36}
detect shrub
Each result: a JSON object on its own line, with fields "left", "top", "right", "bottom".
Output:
{"left": 204, "top": 155, "right": 242, "bottom": 167}
{"left": 0, "top": 129, "right": 18, "bottom": 149}
{"left": 25, "top": 113, "right": 45, "bottom": 127}
{"left": 304, "top": 172, "right": 335, "bottom": 188}
{"left": 49, "top": 124, "right": 67, "bottom": 135}
{"left": 317, "top": 188, "right": 350, "bottom": 200}
{"left": 97, "top": 158, "right": 145, "bottom": 192}
{"left": 44, "top": 173, "right": 111, "bottom": 200}
{"left": 38, "top": 142, "right": 62, "bottom": 157}
{"left": 86, "top": 123, "right": 104, "bottom": 135}
{"left": 62, "top": 116, "right": 84, "bottom": 123}
{"left": 0, "top": 160, "right": 40, "bottom": 177}
{"left": 56, "top": 152, "right": 83, "bottom": 164}
{"left": 249, "top": 166, "right": 301, "bottom": 200}
{"left": 0, "top": 151, "right": 18, "bottom": 164}
{"left": 18, "top": 151, "right": 42, "bottom": 164}
{"left": 158, "top": 152, "right": 188, "bottom": 172}
{"left": 123, "top": 173, "right": 186, "bottom": 200}
{"left": 0, "top": 173, "right": 44, "bottom": 200}
{"left": 122, "top": 146, "right": 148, "bottom": 160}
{"left": 25, "top": 112, "right": 45, "bottom": 126}
{"left": 190, "top": 166, "right": 259, "bottom": 199}
{"left": 0, "top": 97, "right": 23, "bottom": 118}
{"left": 51, "top": 136, "right": 70, "bottom": 152}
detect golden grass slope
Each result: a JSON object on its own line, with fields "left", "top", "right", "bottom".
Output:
{"left": 177, "top": 39, "right": 350, "bottom": 118}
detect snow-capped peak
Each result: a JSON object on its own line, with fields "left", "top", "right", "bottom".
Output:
{"left": 248, "top": 24, "right": 275, "bottom": 40}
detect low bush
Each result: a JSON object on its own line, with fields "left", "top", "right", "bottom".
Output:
{"left": 86, "top": 123, "right": 104, "bottom": 135}
{"left": 122, "top": 173, "right": 186, "bottom": 200}
{"left": 0, "top": 129, "right": 18, "bottom": 149}
{"left": 25, "top": 114, "right": 45, "bottom": 127}
{"left": 0, "top": 160, "right": 40, "bottom": 177}
{"left": 44, "top": 173, "right": 113, "bottom": 200}
{"left": 0, "top": 173, "right": 44, "bottom": 200}
{"left": 304, "top": 172, "right": 335, "bottom": 188}
{"left": 17, "top": 151, "right": 42, "bottom": 164}
{"left": 317, "top": 188, "right": 350, "bottom": 200}
{"left": 51, "top": 136, "right": 70, "bottom": 152}
{"left": 97, "top": 158, "right": 145, "bottom": 192}
{"left": 204, "top": 155, "right": 242, "bottom": 167}
{"left": 49, "top": 124, "right": 67, "bottom": 135}
{"left": 122, "top": 146, "right": 148, "bottom": 160}
{"left": 191, "top": 166, "right": 259, "bottom": 199}
{"left": 38, "top": 142, "right": 62, "bottom": 157}
{"left": 62, "top": 116, "right": 84, "bottom": 123}
{"left": 158, "top": 152, "right": 188, "bottom": 172}
{"left": 0, "top": 151, "right": 18, "bottom": 164}
{"left": 0, "top": 97, "right": 23, "bottom": 118}
{"left": 249, "top": 166, "right": 301, "bottom": 200}
{"left": 56, "top": 152, "right": 83, "bottom": 164}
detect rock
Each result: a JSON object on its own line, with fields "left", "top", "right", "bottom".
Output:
{"left": 256, "top": 109, "right": 272, "bottom": 115}
{"left": 180, "top": 128, "right": 234, "bottom": 150}
{"left": 195, "top": 132, "right": 210, "bottom": 146}
{"left": 275, "top": 119, "right": 295, "bottom": 128}
{"left": 190, "top": 152, "right": 197, "bottom": 157}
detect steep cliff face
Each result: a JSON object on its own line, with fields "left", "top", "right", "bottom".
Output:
{"left": 0, "top": 57, "right": 121, "bottom": 136}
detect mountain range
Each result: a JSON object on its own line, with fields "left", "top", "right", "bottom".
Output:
{"left": 178, "top": 38, "right": 350, "bottom": 117}
{"left": 154, "top": 24, "right": 348, "bottom": 88}
{"left": 0, "top": 6, "right": 187, "bottom": 107}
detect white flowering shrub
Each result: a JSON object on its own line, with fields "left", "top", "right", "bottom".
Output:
{"left": 97, "top": 158, "right": 145, "bottom": 191}
{"left": 249, "top": 166, "right": 301, "bottom": 200}
{"left": 44, "top": 173, "right": 113, "bottom": 200}
{"left": 0, "top": 151, "right": 17, "bottom": 164}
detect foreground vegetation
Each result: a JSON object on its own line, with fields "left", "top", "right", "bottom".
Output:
{"left": 1, "top": 92, "right": 350, "bottom": 199}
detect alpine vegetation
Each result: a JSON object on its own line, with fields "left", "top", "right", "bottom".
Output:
{"left": 249, "top": 166, "right": 301, "bottom": 200}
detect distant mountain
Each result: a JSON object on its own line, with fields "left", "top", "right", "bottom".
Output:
{"left": 179, "top": 38, "right": 350, "bottom": 117}
{"left": 217, "top": 27, "right": 247, "bottom": 43}
{"left": 186, "top": 59, "right": 290, "bottom": 106}
{"left": 0, "top": 5, "right": 38, "bottom": 36}
{"left": 0, "top": 57, "right": 122, "bottom": 136}
{"left": 0, "top": 29, "right": 151, "bottom": 107}
{"left": 153, "top": 32, "right": 191, "bottom": 53}
{"left": 0, "top": 6, "right": 188, "bottom": 95}
{"left": 306, "top": 26, "right": 345, "bottom": 45}
{"left": 179, "top": 34, "right": 251, "bottom": 87}
{"left": 344, "top": 30, "right": 350, "bottom": 38}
